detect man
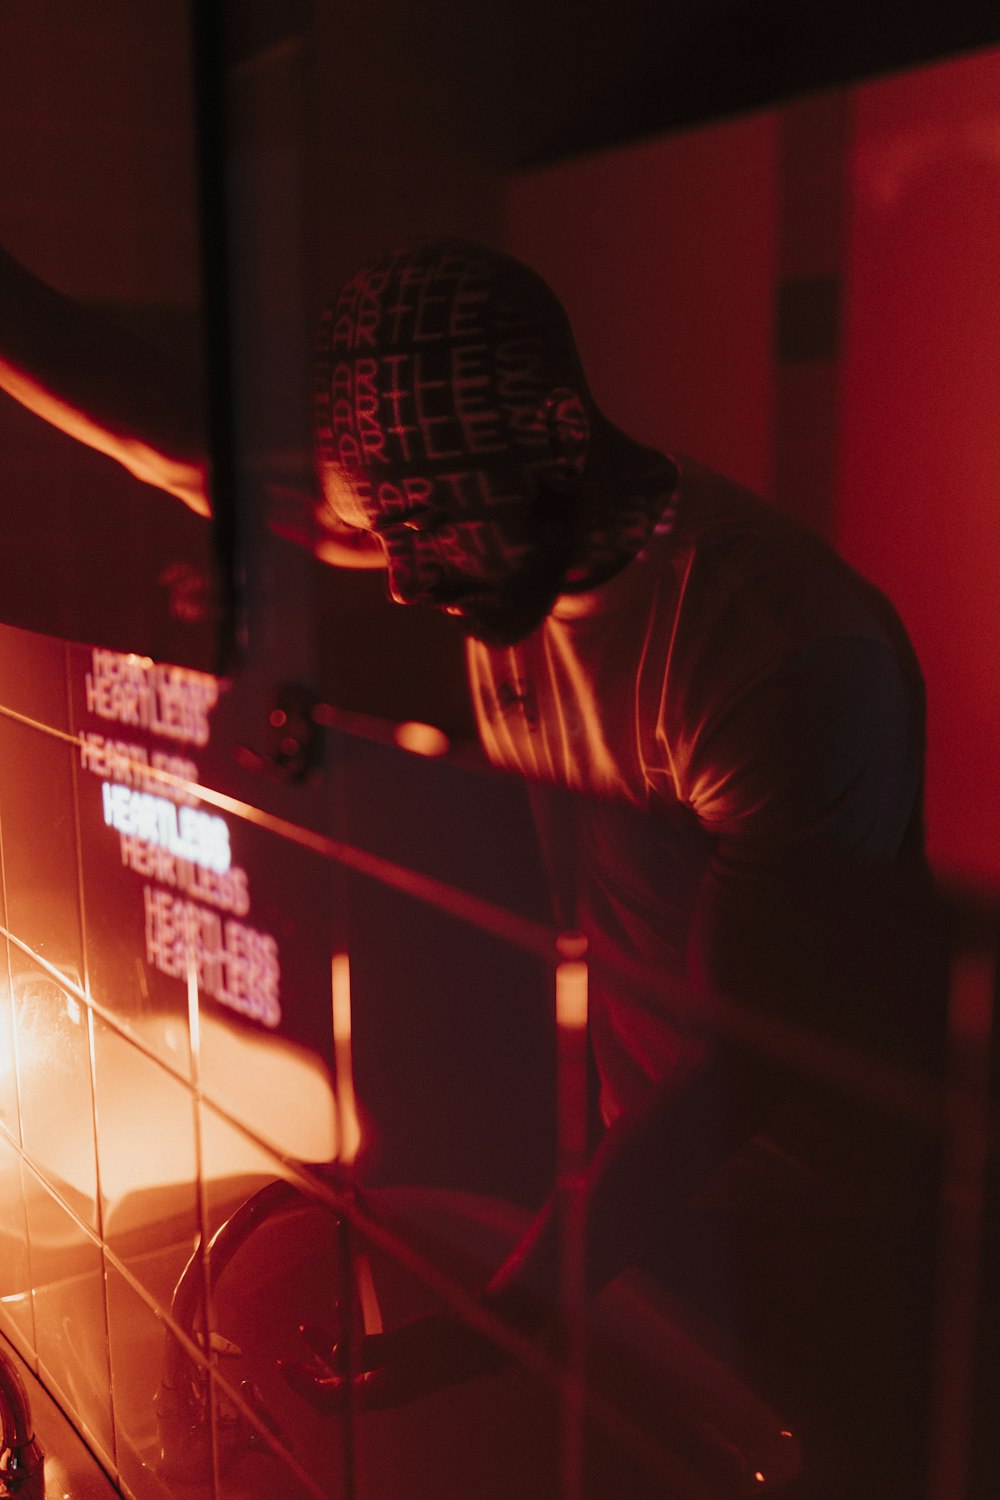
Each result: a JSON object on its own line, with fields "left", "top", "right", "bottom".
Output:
{"left": 298, "top": 239, "right": 943, "bottom": 1488}
{"left": 0, "top": 236, "right": 940, "bottom": 1493}
{"left": 304, "top": 240, "right": 946, "bottom": 1497}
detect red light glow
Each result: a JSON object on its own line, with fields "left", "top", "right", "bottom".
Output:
{"left": 555, "top": 960, "right": 588, "bottom": 1032}
{"left": 393, "top": 720, "right": 450, "bottom": 757}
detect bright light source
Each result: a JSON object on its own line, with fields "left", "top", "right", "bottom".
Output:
{"left": 556, "top": 960, "right": 588, "bottom": 1031}
{"left": 393, "top": 721, "right": 450, "bottom": 757}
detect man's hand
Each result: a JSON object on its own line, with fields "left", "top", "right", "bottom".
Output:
{"left": 280, "top": 1311, "right": 507, "bottom": 1412}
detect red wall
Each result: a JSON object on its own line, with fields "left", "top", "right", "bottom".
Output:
{"left": 504, "top": 112, "right": 778, "bottom": 499}
{"left": 506, "top": 51, "right": 1000, "bottom": 887}
{"left": 839, "top": 49, "right": 1000, "bottom": 886}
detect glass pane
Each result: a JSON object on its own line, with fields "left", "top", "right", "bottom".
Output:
{"left": 0, "top": 3, "right": 225, "bottom": 669}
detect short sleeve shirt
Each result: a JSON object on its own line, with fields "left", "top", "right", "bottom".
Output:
{"left": 467, "top": 461, "right": 925, "bottom": 1118}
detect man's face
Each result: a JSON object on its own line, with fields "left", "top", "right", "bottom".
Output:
{"left": 324, "top": 454, "right": 574, "bottom": 648}
{"left": 315, "top": 246, "right": 574, "bottom": 646}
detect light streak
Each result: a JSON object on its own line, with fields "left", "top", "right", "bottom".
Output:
{"left": 555, "top": 961, "right": 588, "bottom": 1032}
{"left": 331, "top": 953, "right": 362, "bottom": 1164}
{"left": 393, "top": 721, "right": 450, "bottom": 757}
{"left": 187, "top": 948, "right": 201, "bottom": 1076}
{"left": 354, "top": 1250, "right": 384, "bottom": 1335}
{"left": 555, "top": 935, "right": 589, "bottom": 1500}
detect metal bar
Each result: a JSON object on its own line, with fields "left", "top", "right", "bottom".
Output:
{"left": 555, "top": 936, "right": 590, "bottom": 1500}
{"left": 331, "top": 951, "right": 358, "bottom": 1500}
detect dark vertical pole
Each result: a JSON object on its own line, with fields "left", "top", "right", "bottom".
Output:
{"left": 555, "top": 934, "right": 590, "bottom": 1500}
{"left": 188, "top": 0, "right": 242, "bottom": 675}
{"left": 928, "top": 911, "right": 997, "bottom": 1500}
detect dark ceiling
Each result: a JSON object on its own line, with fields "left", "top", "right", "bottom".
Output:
{"left": 228, "top": 1, "right": 1000, "bottom": 167}
{"left": 467, "top": 0, "right": 1000, "bottom": 165}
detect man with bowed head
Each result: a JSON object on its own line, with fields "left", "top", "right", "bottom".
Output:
{"left": 298, "top": 238, "right": 937, "bottom": 1478}
{"left": 0, "top": 235, "right": 939, "bottom": 1492}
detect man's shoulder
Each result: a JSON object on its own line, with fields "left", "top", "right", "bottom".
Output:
{"left": 670, "top": 458, "right": 913, "bottom": 664}
{"left": 674, "top": 457, "right": 825, "bottom": 559}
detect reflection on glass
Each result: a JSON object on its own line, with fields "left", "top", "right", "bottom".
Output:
{"left": 22, "top": 1173, "right": 113, "bottom": 1473}
{"left": 0, "top": 934, "right": 20, "bottom": 1144}
{"left": 11, "top": 957, "right": 97, "bottom": 1228}
{"left": 0, "top": 1130, "right": 34, "bottom": 1360}
{"left": 105, "top": 1262, "right": 211, "bottom": 1500}
{"left": 0, "top": 4, "right": 221, "bottom": 670}
{"left": 198, "top": 1011, "right": 338, "bottom": 1165}
{"left": 71, "top": 645, "right": 233, "bottom": 1074}
{"left": 91, "top": 1015, "right": 199, "bottom": 1304}
{"left": 0, "top": 623, "right": 72, "bottom": 730}
{"left": 0, "top": 721, "right": 83, "bottom": 984}
{"left": 182, "top": 1109, "right": 345, "bottom": 1496}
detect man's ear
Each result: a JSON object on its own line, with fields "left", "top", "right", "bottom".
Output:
{"left": 540, "top": 388, "right": 590, "bottom": 493}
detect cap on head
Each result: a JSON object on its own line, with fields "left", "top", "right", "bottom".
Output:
{"left": 313, "top": 238, "right": 588, "bottom": 529}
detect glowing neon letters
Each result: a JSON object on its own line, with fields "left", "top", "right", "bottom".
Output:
{"left": 144, "top": 888, "right": 280, "bottom": 1029}
{"left": 82, "top": 648, "right": 284, "bottom": 1029}
{"left": 85, "top": 650, "right": 218, "bottom": 746}
{"left": 102, "top": 781, "right": 231, "bottom": 875}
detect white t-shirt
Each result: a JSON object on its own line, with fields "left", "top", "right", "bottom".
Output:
{"left": 467, "top": 461, "right": 924, "bottom": 1120}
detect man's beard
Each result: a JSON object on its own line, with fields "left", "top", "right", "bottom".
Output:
{"left": 435, "top": 528, "right": 574, "bottom": 648}
{"left": 449, "top": 587, "right": 557, "bottom": 648}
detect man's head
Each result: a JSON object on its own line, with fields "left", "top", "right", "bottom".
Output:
{"left": 314, "top": 239, "right": 593, "bottom": 646}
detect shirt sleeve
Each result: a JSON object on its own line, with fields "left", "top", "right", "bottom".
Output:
{"left": 679, "top": 633, "right": 939, "bottom": 1080}
{"left": 681, "top": 634, "right": 923, "bottom": 864}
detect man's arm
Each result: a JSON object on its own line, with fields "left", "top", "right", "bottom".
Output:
{"left": 485, "top": 1043, "right": 753, "bottom": 1315}
{"left": 282, "top": 1034, "right": 760, "bottom": 1412}
{"left": 0, "top": 245, "right": 210, "bottom": 515}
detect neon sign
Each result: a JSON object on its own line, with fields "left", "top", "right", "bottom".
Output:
{"left": 144, "top": 888, "right": 280, "bottom": 1029}
{"left": 82, "top": 648, "right": 284, "bottom": 1029}
{"left": 85, "top": 649, "right": 218, "bottom": 746}
{"left": 102, "top": 781, "right": 232, "bottom": 875}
